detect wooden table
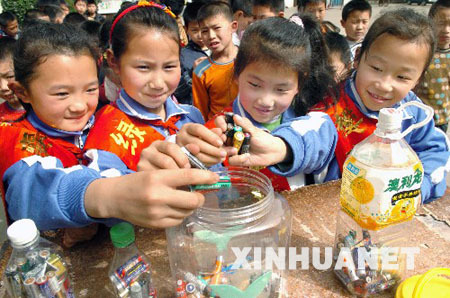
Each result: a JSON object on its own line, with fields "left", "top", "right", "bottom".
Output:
{"left": 1, "top": 180, "right": 449, "bottom": 297}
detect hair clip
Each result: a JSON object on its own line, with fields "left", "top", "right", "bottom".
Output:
{"left": 289, "top": 15, "right": 304, "bottom": 28}
{"left": 110, "top": 1, "right": 176, "bottom": 42}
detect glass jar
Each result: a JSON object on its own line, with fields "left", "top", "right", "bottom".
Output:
{"left": 4, "top": 219, "right": 74, "bottom": 298}
{"left": 166, "top": 167, "right": 292, "bottom": 298}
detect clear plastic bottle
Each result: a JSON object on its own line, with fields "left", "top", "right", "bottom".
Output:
{"left": 166, "top": 167, "right": 292, "bottom": 298}
{"left": 334, "top": 102, "right": 434, "bottom": 296}
{"left": 108, "top": 222, "right": 156, "bottom": 298}
{"left": 4, "top": 218, "right": 74, "bottom": 298}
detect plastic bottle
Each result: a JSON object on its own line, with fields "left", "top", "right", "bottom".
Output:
{"left": 334, "top": 102, "right": 434, "bottom": 296}
{"left": 108, "top": 222, "right": 156, "bottom": 298}
{"left": 4, "top": 218, "right": 74, "bottom": 298}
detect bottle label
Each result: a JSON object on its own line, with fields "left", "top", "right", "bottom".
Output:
{"left": 340, "top": 156, "right": 423, "bottom": 230}
{"left": 113, "top": 254, "right": 150, "bottom": 289}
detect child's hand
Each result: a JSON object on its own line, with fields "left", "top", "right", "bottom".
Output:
{"left": 85, "top": 169, "right": 220, "bottom": 228}
{"left": 227, "top": 115, "right": 290, "bottom": 167}
{"left": 176, "top": 123, "right": 227, "bottom": 166}
{"left": 138, "top": 140, "right": 195, "bottom": 170}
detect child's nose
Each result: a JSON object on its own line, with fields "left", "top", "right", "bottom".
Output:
{"left": 376, "top": 75, "right": 393, "bottom": 92}
{"left": 0, "top": 78, "right": 9, "bottom": 91}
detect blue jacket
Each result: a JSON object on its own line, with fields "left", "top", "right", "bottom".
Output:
{"left": 3, "top": 112, "right": 119, "bottom": 230}
{"left": 323, "top": 75, "right": 450, "bottom": 203}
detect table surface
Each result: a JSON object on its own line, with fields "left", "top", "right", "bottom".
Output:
{"left": 1, "top": 180, "right": 449, "bottom": 298}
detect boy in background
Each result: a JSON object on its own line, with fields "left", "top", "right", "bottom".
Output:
{"left": 86, "top": 0, "right": 105, "bottom": 23}
{"left": 231, "top": 0, "right": 253, "bottom": 45}
{"left": 174, "top": 1, "right": 210, "bottom": 105}
{"left": 0, "top": 38, "right": 24, "bottom": 121}
{"left": 325, "top": 32, "right": 352, "bottom": 82}
{"left": 340, "top": 0, "right": 371, "bottom": 61}
{"left": 415, "top": 0, "right": 450, "bottom": 132}
{"left": 301, "top": 0, "right": 339, "bottom": 34}
{"left": 74, "top": 0, "right": 88, "bottom": 15}
{"left": 0, "top": 12, "right": 19, "bottom": 39}
{"left": 192, "top": 1, "right": 239, "bottom": 120}
{"left": 252, "top": 0, "right": 284, "bottom": 20}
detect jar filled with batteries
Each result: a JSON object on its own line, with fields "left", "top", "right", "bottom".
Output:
{"left": 166, "top": 167, "right": 292, "bottom": 298}
{"left": 108, "top": 222, "right": 157, "bottom": 298}
{"left": 4, "top": 218, "right": 74, "bottom": 298}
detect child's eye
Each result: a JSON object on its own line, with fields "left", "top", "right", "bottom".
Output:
{"left": 214, "top": 27, "right": 221, "bottom": 30}
{"left": 87, "top": 87, "right": 98, "bottom": 93}
{"left": 276, "top": 88, "right": 288, "bottom": 93}
{"left": 165, "top": 64, "right": 178, "bottom": 70}
{"left": 137, "top": 65, "right": 149, "bottom": 70}
{"left": 6, "top": 75, "right": 14, "bottom": 80}
{"left": 370, "top": 65, "right": 382, "bottom": 72}
{"left": 397, "top": 75, "right": 410, "bottom": 81}
{"left": 54, "top": 92, "right": 69, "bottom": 97}
{"left": 248, "top": 81, "right": 260, "bottom": 88}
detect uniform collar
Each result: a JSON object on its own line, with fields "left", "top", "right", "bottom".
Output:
{"left": 27, "top": 110, "right": 94, "bottom": 138}
{"left": 347, "top": 71, "right": 413, "bottom": 121}
{"left": 116, "top": 89, "right": 189, "bottom": 121}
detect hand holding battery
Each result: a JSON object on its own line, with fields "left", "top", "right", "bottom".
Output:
{"left": 223, "top": 114, "right": 290, "bottom": 167}
{"left": 137, "top": 140, "right": 195, "bottom": 171}
{"left": 176, "top": 123, "right": 227, "bottom": 166}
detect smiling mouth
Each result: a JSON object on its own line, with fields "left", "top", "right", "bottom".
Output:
{"left": 368, "top": 91, "right": 391, "bottom": 102}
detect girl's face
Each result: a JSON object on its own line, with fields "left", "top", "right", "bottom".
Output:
{"left": 355, "top": 34, "right": 429, "bottom": 111}
{"left": 433, "top": 7, "right": 450, "bottom": 50}
{"left": 0, "top": 56, "right": 16, "bottom": 102}
{"left": 19, "top": 54, "right": 99, "bottom": 131}
{"left": 238, "top": 62, "right": 299, "bottom": 123}
{"left": 110, "top": 29, "right": 180, "bottom": 118}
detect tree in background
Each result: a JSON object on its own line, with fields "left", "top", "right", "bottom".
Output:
{"left": 2, "top": 0, "right": 76, "bottom": 21}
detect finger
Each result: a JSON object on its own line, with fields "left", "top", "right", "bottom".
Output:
{"left": 228, "top": 153, "right": 252, "bottom": 166}
{"left": 194, "top": 152, "right": 225, "bottom": 166}
{"left": 214, "top": 115, "right": 227, "bottom": 132}
{"left": 143, "top": 217, "right": 185, "bottom": 229}
{"left": 165, "top": 188, "right": 206, "bottom": 210}
{"left": 233, "top": 114, "right": 258, "bottom": 135}
{"left": 186, "top": 124, "right": 223, "bottom": 147}
{"left": 157, "top": 169, "right": 219, "bottom": 188}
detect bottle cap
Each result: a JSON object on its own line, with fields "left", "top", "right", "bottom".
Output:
{"left": 7, "top": 219, "right": 39, "bottom": 246}
{"left": 376, "top": 108, "right": 402, "bottom": 131}
{"left": 110, "top": 222, "right": 135, "bottom": 248}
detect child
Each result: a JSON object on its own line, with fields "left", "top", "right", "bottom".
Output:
{"left": 172, "top": 16, "right": 338, "bottom": 191}
{"left": 174, "top": 1, "right": 209, "bottom": 105}
{"left": 0, "top": 11, "right": 19, "bottom": 39}
{"left": 252, "top": 0, "right": 284, "bottom": 20}
{"left": 192, "top": 1, "right": 239, "bottom": 120}
{"left": 301, "top": 0, "right": 340, "bottom": 34}
{"left": 0, "top": 37, "right": 24, "bottom": 122}
{"left": 340, "top": 0, "right": 371, "bottom": 62}
{"left": 325, "top": 32, "right": 352, "bottom": 82}
{"left": 86, "top": 0, "right": 105, "bottom": 23}
{"left": 0, "top": 22, "right": 219, "bottom": 240}
{"left": 231, "top": 0, "right": 253, "bottom": 44}
{"left": 415, "top": 0, "right": 450, "bottom": 132}
{"left": 74, "top": 0, "right": 88, "bottom": 15}
{"left": 313, "top": 8, "right": 450, "bottom": 203}
{"left": 84, "top": 1, "right": 208, "bottom": 172}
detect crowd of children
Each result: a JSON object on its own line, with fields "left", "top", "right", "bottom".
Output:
{"left": 0, "top": 0, "right": 448, "bottom": 249}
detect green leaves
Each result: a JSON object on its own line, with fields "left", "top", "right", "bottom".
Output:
{"left": 1, "top": 0, "right": 36, "bottom": 21}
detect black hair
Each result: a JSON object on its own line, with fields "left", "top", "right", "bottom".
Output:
{"left": 358, "top": 8, "right": 435, "bottom": 76}
{"left": 63, "top": 12, "right": 86, "bottom": 25}
{"left": 0, "top": 11, "right": 17, "bottom": 28}
{"left": 299, "top": 0, "right": 326, "bottom": 9}
{"left": 14, "top": 22, "right": 99, "bottom": 89}
{"left": 110, "top": 3, "right": 180, "bottom": 60}
{"left": 325, "top": 32, "right": 351, "bottom": 66}
{"left": 23, "top": 9, "right": 49, "bottom": 26}
{"left": 429, "top": 0, "right": 450, "bottom": 18}
{"left": 197, "top": 1, "right": 234, "bottom": 22}
{"left": 159, "top": 0, "right": 185, "bottom": 16}
{"left": 81, "top": 20, "right": 102, "bottom": 46}
{"left": 252, "top": 0, "right": 284, "bottom": 13}
{"left": 231, "top": 0, "right": 253, "bottom": 16}
{"left": 87, "top": 0, "right": 98, "bottom": 4}
{"left": 75, "top": 0, "right": 88, "bottom": 3}
{"left": 342, "top": 0, "right": 372, "bottom": 21}
{"left": 99, "top": 19, "right": 113, "bottom": 52}
{"left": 40, "top": 5, "right": 64, "bottom": 23}
{"left": 0, "top": 37, "right": 16, "bottom": 62}
{"left": 120, "top": 1, "right": 134, "bottom": 10}
{"left": 183, "top": 1, "right": 204, "bottom": 27}
{"left": 235, "top": 16, "right": 336, "bottom": 116}
{"left": 36, "top": 0, "right": 61, "bottom": 7}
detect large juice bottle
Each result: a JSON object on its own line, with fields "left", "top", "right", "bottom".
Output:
{"left": 334, "top": 102, "right": 434, "bottom": 297}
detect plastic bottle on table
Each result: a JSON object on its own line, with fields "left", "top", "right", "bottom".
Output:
{"left": 108, "top": 222, "right": 157, "bottom": 298}
{"left": 4, "top": 218, "right": 74, "bottom": 298}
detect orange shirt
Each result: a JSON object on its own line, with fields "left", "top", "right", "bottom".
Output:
{"left": 192, "top": 57, "right": 238, "bottom": 120}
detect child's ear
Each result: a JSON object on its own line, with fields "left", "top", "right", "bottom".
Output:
{"left": 340, "top": 19, "right": 345, "bottom": 27}
{"left": 278, "top": 11, "right": 285, "bottom": 18}
{"left": 106, "top": 49, "right": 120, "bottom": 76}
{"left": 8, "top": 81, "right": 29, "bottom": 103}
{"left": 234, "top": 10, "right": 244, "bottom": 21}
{"left": 231, "top": 20, "right": 238, "bottom": 32}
